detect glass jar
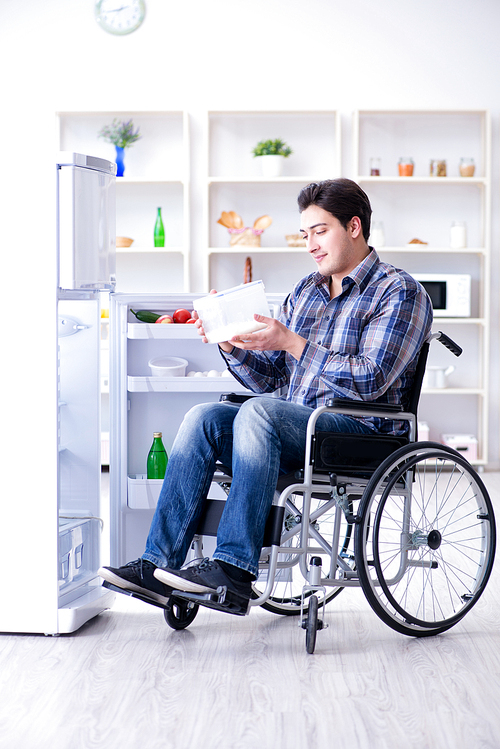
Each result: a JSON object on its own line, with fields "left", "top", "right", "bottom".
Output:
{"left": 370, "top": 157, "right": 381, "bottom": 176}
{"left": 398, "top": 158, "right": 414, "bottom": 177}
{"left": 370, "top": 221, "right": 385, "bottom": 247}
{"left": 430, "top": 159, "right": 447, "bottom": 177}
{"left": 459, "top": 158, "right": 475, "bottom": 177}
{"left": 450, "top": 221, "right": 467, "bottom": 249}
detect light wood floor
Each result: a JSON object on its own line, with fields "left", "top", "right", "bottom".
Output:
{"left": 1, "top": 474, "right": 499, "bottom": 749}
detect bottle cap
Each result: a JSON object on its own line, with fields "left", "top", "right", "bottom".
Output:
{"left": 153, "top": 432, "right": 162, "bottom": 438}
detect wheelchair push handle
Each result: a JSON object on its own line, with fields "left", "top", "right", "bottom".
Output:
{"left": 432, "top": 331, "right": 463, "bottom": 358}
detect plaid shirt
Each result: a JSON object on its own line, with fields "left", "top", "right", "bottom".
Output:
{"left": 221, "top": 250, "right": 433, "bottom": 435}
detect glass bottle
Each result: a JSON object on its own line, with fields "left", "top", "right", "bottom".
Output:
{"left": 147, "top": 432, "right": 168, "bottom": 479}
{"left": 450, "top": 221, "right": 467, "bottom": 249}
{"left": 370, "top": 157, "right": 381, "bottom": 176}
{"left": 154, "top": 207, "right": 165, "bottom": 247}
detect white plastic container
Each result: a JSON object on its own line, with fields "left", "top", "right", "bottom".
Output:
{"left": 193, "top": 281, "right": 271, "bottom": 344}
{"left": 148, "top": 356, "right": 188, "bottom": 377}
{"left": 441, "top": 434, "right": 478, "bottom": 462}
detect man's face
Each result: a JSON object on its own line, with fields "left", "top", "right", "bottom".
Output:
{"left": 299, "top": 204, "right": 361, "bottom": 281}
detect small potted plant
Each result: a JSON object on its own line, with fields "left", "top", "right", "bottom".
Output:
{"left": 252, "top": 138, "right": 293, "bottom": 177}
{"left": 98, "top": 118, "right": 142, "bottom": 177}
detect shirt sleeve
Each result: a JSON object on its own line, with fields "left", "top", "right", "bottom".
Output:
{"left": 297, "top": 283, "right": 432, "bottom": 403}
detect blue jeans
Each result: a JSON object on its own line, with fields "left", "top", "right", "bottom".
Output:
{"left": 143, "top": 397, "right": 374, "bottom": 577}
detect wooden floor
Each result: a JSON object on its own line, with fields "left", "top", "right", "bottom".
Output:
{"left": 1, "top": 475, "right": 499, "bottom": 749}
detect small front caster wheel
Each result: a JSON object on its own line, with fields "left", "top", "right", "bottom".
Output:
{"left": 164, "top": 597, "right": 199, "bottom": 630}
{"left": 305, "top": 594, "right": 319, "bottom": 654}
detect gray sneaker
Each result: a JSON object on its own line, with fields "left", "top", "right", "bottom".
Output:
{"left": 98, "top": 558, "right": 172, "bottom": 606}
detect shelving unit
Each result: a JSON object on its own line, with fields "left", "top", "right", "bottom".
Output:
{"left": 353, "top": 110, "right": 491, "bottom": 465}
{"left": 205, "top": 110, "right": 341, "bottom": 292}
{"left": 56, "top": 111, "right": 191, "bottom": 292}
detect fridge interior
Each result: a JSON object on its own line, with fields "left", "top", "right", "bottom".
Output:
{"left": 110, "top": 291, "right": 284, "bottom": 566}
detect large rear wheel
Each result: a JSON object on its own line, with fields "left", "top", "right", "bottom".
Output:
{"left": 355, "top": 442, "right": 496, "bottom": 637}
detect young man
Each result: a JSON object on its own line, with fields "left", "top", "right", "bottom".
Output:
{"left": 99, "top": 178, "right": 433, "bottom": 613}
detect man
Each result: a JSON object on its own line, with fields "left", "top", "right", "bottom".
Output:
{"left": 99, "top": 178, "right": 433, "bottom": 613}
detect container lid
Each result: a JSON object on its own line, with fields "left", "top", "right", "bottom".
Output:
{"left": 153, "top": 432, "right": 162, "bottom": 438}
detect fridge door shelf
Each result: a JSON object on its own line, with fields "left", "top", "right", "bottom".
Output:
{"left": 128, "top": 323, "right": 200, "bottom": 339}
{"left": 58, "top": 517, "right": 100, "bottom": 597}
{"left": 128, "top": 474, "right": 163, "bottom": 509}
{"left": 127, "top": 375, "right": 247, "bottom": 392}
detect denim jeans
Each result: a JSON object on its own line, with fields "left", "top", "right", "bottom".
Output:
{"left": 143, "top": 397, "right": 374, "bottom": 577}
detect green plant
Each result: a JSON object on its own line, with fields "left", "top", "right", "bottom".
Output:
{"left": 98, "top": 119, "right": 142, "bottom": 149}
{"left": 252, "top": 138, "right": 293, "bottom": 158}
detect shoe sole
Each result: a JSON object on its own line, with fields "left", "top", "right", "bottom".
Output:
{"left": 154, "top": 568, "right": 216, "bottom": 594}
{"left": 98, "top": 567, "right": 170, "bottom": 606}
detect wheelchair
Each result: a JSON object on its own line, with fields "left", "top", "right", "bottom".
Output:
{"left": 132, "top": 332, "right": 498, "bottom": 653}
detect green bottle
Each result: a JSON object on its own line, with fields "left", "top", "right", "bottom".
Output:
{"left": 154, "top": 207, "right": 165, "bottom": 247}
{"left": 147, "top": 432, "right": 168, "bottom": 479}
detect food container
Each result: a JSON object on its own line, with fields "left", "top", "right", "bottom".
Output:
{"left": 430, "top": 159, "right": 447, "bottom": 177}
{"left": 148, "top": 356, "right": 188, "bottom": 377}
{"left": 370, "top": 221, "right": 385, "bottom": 247}
{"left": 398, "top": 158, "right": 414, "bottom": 177}
{"left": 193, "top": 280, "right": 271, "bottom": 344}
{"left": 450, "top": 221, "right": 467, "bottom": 249}
{"left": 441, "top": 434, "right": 478, "bottom": 462}
{"left": 423, "top": 365, "right": 454, "bottom": 389}
{"left": 370, "top": 157, "right": 381, "bottom": 176}
{"left": 459, "top": 158, "right": 475, "bottom": 177}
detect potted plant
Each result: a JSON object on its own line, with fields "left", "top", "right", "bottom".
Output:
{"left": 252, "top": 138, "right": 293, "bottom": 177}
{"left": 98, "top": 118, "right": 142, "bottom": 177}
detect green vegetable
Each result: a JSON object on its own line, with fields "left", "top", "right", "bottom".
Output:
{"left": 130, "top": 309, "right": 161, "bottom": 323}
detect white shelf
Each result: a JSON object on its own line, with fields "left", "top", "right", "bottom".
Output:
{"left": 208, "top": 176, "right": 330, "bottom": 184}
{"left": 128, "top": 322, "right": 199, "bottom": 339}
{"left": 127, "top": 375, "right": 246, "bottom": 392}
{"left": 208, "top": 245, "right": 306, "bottom": 255}
{"left": 117, "top": 245, "right": 186, "bottom": 255}
{"left": 354, "top": 109, "right": 491, "bottom": 463}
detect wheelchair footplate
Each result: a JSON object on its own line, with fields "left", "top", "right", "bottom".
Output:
{"left": 171, "top": 585, "right": 251, "bottom": 617}
{"left": 102, "top": 580, "right": 169, "bottom": 610}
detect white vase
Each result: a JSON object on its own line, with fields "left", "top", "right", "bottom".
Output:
{"left": 259, "top": 154, "right": 285, "bottom": 178}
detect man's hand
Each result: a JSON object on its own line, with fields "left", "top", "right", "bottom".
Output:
{"left": 229, "top": 314, "right": 307, "bottom": 361}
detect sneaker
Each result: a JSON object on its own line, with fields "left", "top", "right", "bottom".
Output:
{"left": 98, "top": 559, "right": 172, "bottom": 607}
{"left": 154, "top": 558, "right": 252, "bottom": 601}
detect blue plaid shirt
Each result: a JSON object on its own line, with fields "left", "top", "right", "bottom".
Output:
{"left": 221, "top": 250, "right": 433, "bottom": 435}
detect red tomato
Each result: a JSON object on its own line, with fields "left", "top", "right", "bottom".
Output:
{"left": 173, "top": 308, "right": 192, "bottom": 324}
{"left": 186, "top": 318, "right": 197, "bottom": 324}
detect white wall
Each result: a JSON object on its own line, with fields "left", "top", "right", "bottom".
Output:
{"left": 1, "top": 0, "right": 499, "bottom": 470}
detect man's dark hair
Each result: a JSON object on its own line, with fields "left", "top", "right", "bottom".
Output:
{"left": 297, "top": 178, "right": 372, "bottom": 242}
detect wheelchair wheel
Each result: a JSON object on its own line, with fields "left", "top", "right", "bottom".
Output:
{"left": 254, "top": 493, "right": 355, "bottom": 615}
{"left": 163, "top": 596, "right": 199, "bottom": 630}
{"left": 305, "top": 594, "right": 319, "bottom": 654}
{"left": 355, "top": 442, "right": 496, "bottom": 637}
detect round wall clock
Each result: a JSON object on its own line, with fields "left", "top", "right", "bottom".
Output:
{"left": 95, "top": 0, "right": 146, "bottom": 36}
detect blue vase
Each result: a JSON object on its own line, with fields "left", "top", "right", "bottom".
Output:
{"left": 115, "top": 145, "right": 125, "bottom": 177}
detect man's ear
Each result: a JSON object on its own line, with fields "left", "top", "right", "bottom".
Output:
{"left": 349, "top": 216, "right": 363, "bottom": 239}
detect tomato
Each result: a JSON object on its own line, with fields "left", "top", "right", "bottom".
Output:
{"left": 173, "top": 308, "right": 192, "bottom": 324}
{"left": 186, "top": 318, "right": 197, "bottom": 324}
{"left": 155, "top": 315, "right": 174, "bottom": 324}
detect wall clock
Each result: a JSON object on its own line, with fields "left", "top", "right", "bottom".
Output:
{"left": 95, "top": 0, "right": 146, "bottom": 36}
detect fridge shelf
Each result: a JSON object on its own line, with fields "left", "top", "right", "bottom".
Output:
{"left": 128, "top": 475, "right": 162, "bottom": 509}
{"left": 127, "top": 375, "right": 247, "bottom": 392}
{"left": 128, "top": 323, "right": 199, "bottom": 339}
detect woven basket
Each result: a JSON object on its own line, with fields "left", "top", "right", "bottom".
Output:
{"left": 229, "top": 229, "right": 261, "bottom": 247}
{"left": 116, "top": 236, "right": 134, "bottom": 248}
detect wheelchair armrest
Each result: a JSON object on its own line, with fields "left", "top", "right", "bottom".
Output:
{"left": 219, "top": 392, "right": 256, "bottom": 404}
{"left": 325, "top": 397, "right": 403, "bottom": 414}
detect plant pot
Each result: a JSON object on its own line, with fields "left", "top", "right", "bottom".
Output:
{"left": 258, "top": 155, "right": 285, "bottom": 178}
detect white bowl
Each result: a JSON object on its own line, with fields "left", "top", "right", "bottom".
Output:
{"left": 148, "top": 356, "right": 188, "bottom": 377}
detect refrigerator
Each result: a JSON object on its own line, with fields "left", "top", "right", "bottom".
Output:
{"left": 0, "top": 152, "right": 282, "bottom": 635}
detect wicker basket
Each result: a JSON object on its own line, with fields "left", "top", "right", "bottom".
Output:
{"left": 285, "top": 234, "right": 306, "bottom": 247}
{"left": 229, "top": 229, "right": 261, "bottom": 247}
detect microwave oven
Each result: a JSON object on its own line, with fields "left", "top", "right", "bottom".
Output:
{"left": 413, "top": 274, "right": 471, "bottom": 317}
